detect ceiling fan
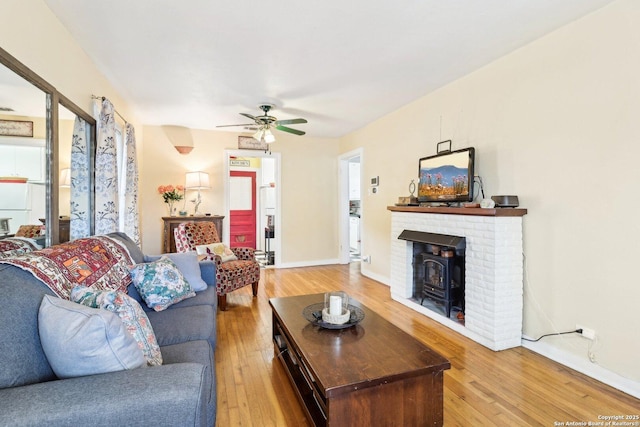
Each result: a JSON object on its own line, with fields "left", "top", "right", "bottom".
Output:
{"left": 216, "top": 104, "right": 307, "bottom": 143}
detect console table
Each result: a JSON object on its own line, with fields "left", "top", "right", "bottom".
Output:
{"left": 270, "top": 294, "right": 450, "bottom": 426}
{"left": 162, "top": 216, "right": 224, "bottom": 253}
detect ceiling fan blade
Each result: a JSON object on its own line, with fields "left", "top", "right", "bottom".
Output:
{"left": 215, "top": 123, "right": 255, "bottom": 128}
{"left": 276, "top": 118, "right": 307, "bottom": 126}
{"left": 240, "top": 113, "right": 258, "bottom": 121}
{"left": 276, "top": 125, "right": 305, "bottom": 136}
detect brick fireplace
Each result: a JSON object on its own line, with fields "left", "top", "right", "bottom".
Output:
{"left": 388, "top": 206, "right": 527, "bottom": 351}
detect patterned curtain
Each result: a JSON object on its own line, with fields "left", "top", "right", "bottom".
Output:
{"left": 70, "top": 116, "right": 91, "bottom": 240}
{"left": 123, "top": 123, "right": 140, "bottom": 245}
{"left": 94, "top": 98, "right": 119, "bottom": 235}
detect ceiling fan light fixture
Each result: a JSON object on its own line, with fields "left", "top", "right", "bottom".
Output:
{"left": 264, "top": 129, "right": 276, "bottom": 143}
{"left": 252, "top": 128, "right": 264, "bottom": 141}
{"left": 216, "top": 104, "right": 307, "bottom": 139}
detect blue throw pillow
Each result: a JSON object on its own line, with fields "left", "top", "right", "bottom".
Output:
{"left": 144, "top": 251, "right": 208, "bottom": 292}
{"left": 38, "top": 295, "right": 145, "bottom": 379}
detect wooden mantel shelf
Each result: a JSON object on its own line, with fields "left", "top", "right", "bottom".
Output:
{"left": 387, "top": 205, "right": 527, "bottom": 217}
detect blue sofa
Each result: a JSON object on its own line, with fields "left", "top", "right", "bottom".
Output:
{"left": 0, "top": 232, "right": 217, "bottom": 426}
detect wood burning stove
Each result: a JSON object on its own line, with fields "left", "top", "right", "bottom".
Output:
{"left": 398, "top": 230, "right": 465, "bottom": 318}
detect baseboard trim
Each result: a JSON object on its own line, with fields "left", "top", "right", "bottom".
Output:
{"left": 522, "top": 338, "right": 640, "bottom": 399}
{"left": 276, "top": 259, "right": 341, "bottom": 269}
{"left": 360, "top": 268, "right": 390, "bottom": 287}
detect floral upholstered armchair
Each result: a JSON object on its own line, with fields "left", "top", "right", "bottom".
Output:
{"left": 174, "top": 221, "right": 260, "bottom": 311}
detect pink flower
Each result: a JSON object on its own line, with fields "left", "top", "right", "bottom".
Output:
{"left": 158, "top": 184, "right": 184, "bottom": 203}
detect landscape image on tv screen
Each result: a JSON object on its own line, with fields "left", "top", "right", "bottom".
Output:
{"left": 418, "top": 150, "right": 471, "bottom": 201}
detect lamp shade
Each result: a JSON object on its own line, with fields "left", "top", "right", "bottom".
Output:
{"left": 60, "top": 168, "right": 71, "bottom": 187}
{"left": 185, "top": 171, "right": 210, "bottom": 189}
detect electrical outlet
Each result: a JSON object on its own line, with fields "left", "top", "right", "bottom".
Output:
{"left": 577, "top": 324, "right": 596, "bottom": 340}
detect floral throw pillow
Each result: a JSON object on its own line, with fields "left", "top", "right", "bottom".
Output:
{"left": 196, "top": 242, "right": 238, "bottom": 262}
{"left": 70, "top": 286, "right": 163, "bottom": 366}
{"left": 129, "top": 256, "right": 196, "bottom": 311}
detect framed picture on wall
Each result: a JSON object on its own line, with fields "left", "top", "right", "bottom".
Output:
{"left": 238, "top": 135, "right": 268, "bottom": 151}
{"left": 0, "top": 119, "right": 34, "bottom": 137}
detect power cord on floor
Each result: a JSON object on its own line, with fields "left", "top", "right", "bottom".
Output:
{"left": 522, "top": 329, "right": 582, "bottom": 342}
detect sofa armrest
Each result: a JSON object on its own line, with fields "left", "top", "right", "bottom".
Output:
{"left": 0, "top": 363, "right": 208, "bottom": 427}
{"left": 198, "top": 259, "right": 217, "bottom": 287}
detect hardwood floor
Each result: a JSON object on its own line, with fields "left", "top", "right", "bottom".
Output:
{"left": 215, "top": 264, "right": 639, "bottom": 426}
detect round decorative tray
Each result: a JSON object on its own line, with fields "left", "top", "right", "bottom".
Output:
{"left": 302, "top": 303, "right": 365, "bottom": 329}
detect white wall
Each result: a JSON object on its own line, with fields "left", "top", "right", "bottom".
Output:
{"left": 341, "top": 0, "right": 640, "bottom": 388}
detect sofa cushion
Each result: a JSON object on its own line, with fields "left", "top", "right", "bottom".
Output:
{"left": 129, "top": 256, "right": 196, "bottom": 311}
{"left": 147, "top": 304, "right": 216, "bottom": 347}
{"left": 0, "top": 264, "right": 56, "bottom": 388}
{"left": 38, "top": 295, "right": 145, "bottom": 379}
{"left": 144, "top": 251, "right": 207, "bottom": 291}
{"left": 71, "top": 286, "right": 162, "bottom": 366}
{"left": 0, "top": 364, "right": 209, "bottom": 427}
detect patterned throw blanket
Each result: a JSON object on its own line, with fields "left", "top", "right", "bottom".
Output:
{"left": 0, "top": 237, "right": 41, "bottom": 258}
{"left": 0, "top": 236, "right": 134, "bottom": 299}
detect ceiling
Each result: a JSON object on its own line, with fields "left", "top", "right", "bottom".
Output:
{"left": 42, "top": 0, "right": 615, "bottom": 138}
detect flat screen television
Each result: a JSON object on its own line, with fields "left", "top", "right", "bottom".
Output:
{"left": 418, "top": 147, "right": 475, "bottom": 204}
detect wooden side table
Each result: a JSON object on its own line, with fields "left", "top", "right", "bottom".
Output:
{"left": 58, "top": 218, "right": 70, "bottom": 243}
{"left": 162, "top": 216, "right": 224, "bottom": 253}
{"left": 38, "top": 217, "right": 70, "bottom": 244}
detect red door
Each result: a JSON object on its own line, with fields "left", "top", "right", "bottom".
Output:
{"left": 229, "top": 171, "right": 256, "bottom": 249}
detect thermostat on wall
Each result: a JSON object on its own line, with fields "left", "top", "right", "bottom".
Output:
{"left": 370, "top": 176, "right": 379, "bottom": 187}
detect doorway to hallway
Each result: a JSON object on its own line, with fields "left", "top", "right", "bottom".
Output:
{"left": 339, "top": 148, "right": 363, "bottom": 265}
{"left": 224, "top": 150, "right": 281, "bottom": 267}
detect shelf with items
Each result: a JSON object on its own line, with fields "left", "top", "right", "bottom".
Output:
{"left": 264, "top": 226, "right": 275, "bottom": 265}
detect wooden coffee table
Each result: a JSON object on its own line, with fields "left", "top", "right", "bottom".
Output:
{"left": 270, "top": 294, "right": 450, "bottom": 426}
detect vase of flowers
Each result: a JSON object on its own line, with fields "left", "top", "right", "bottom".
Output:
{"left": 158, "top": 184, "right": 184, "bottom": 217}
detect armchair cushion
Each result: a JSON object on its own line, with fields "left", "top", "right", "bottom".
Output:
{"left": 129, "top": 256, "right": 196, "bottom": 311}
{"left": 38, "top": 295, "right": 145, "bottom": 379}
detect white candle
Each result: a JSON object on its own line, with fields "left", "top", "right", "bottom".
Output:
{"left": 329, "top": 295, "right": 342, "bottom": 315}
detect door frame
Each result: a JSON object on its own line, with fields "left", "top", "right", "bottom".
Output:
{"left": 224, "top": 149, "right": 281, "bottom": 267}
{"left": 338, "top": 148, "right": 363, "bottom": 264}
